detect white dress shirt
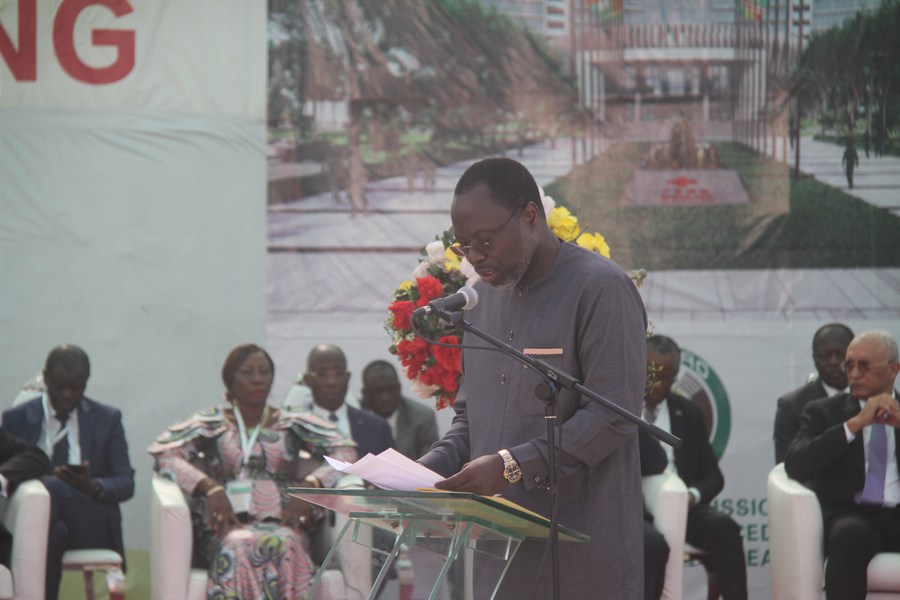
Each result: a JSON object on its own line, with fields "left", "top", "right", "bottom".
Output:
{"left": 308, "top": 401, "right": 351, "bottom": 439}
{"left": 41, "top": 392, "right": 81, "bottom": 464}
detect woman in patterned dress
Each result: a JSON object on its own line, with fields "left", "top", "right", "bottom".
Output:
{"left": 149, "top": 344, "right": 357, "bottom": 599}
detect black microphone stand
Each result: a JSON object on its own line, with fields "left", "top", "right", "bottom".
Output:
{"left": 432, "top": 308, "right": 681, "bottom": 600}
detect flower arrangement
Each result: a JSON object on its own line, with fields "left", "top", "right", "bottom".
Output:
{"left": 384, "top": 189, "right": 635, "bottom": 410}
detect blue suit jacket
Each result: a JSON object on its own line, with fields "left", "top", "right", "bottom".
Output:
{"left": 1, "top": 396, "right": 135, "bottom": 504}
{"left": 3, "top": 395, "right": 134, "bottom": 567}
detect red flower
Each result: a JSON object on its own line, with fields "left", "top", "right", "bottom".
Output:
{"left": 432, "top": 336, "right": 462, "bottom": 373}
{"left": 415, "top": 276, "right": 444, "bottom": 307}
{"left": 439, "top": 367, "right": 459, "bottom": 393}
{"left": 416, "top": 362, "right": 459, "bottom": 395}
{"left": 388, "top": 300, "right": 415, "bottom": 331}
{"left": 435, "top": 393, "right": 453, "bottom": 410}
{"left": 418, "top": 363, "right": 445, "bottom": 387}
{"left": 396, "top": 337, "right": 429, "bottom": 374}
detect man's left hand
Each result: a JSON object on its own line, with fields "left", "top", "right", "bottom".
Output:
{"left": 56, "top": 463, "right": 97, "bottom": 496}
{"left": 435, "top": 454, "right": 509, "bottom": 496}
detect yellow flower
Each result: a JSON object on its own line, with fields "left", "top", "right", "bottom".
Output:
{"left": 443, "top": 248, "right": 461, "bottom": 271}
{"left": 548, "top": 206, "right": 581, "bottom": 242}
{"left": 576, "top": 232, "right": 611, "bottom": 259}
{"left": 398, "top": 280, "right": 414, "bottom": 291}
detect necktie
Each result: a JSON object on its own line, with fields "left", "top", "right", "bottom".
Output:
{"left": 860, "top": 423, "right": 888, "bottom": 505}
{"left": 328, "top": 412, "right": 339, "bottom": 423}
{"left": 51, "top": 413, "right": 70, "bottom": 467}
{"left": 643, "top": 404, "right": 658, "bottom": 424}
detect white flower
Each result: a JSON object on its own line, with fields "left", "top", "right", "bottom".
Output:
{"left": 460, "top": 258, "right": 477, "bottom": 279}
{"left": 425, "top": 240, "right": 446, "bottom": 264}
{"left": 410, "top": 378, "right": 440, "bottom": 400}
{"left": 538, "top": 186, "right": 555, "bottom": 218}
{"left": 460, "top": 258, "right": 481, "bottom": 287}
{"left": 410, "top": 261, "right": 430, "bottom": 280}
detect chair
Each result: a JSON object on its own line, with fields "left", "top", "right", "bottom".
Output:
{"left": 0, "top": 479, "right": 52, "bottom": 600}
{"left": 643, "top": 470, "right": 690, "bottom": 600}
{"left": 11, "top": 377, "right": 124, "bottom": 600}
{"left": 61, "top": 549, "right": 124, "bottom": 600}
{"left": 767, "top": 463, "right": 900, "bottom": 600}
{"left": 150, "top": 474, "right": 372, "bottom": 600}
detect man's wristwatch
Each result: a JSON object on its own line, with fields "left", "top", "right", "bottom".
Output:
{"left": 498, "top": 449, "right": 522, "bottom": 484}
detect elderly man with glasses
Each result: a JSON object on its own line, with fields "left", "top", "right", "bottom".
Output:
{"left": 785, "top": 330, "right": 900, "bottom": 600}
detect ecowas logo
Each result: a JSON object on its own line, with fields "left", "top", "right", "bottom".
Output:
{"left": 672, "top": 349, "right": 731, "bottom": 458}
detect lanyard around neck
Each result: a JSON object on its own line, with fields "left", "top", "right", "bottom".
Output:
{"left": 233, "top": 405, "right": 268, "bottom": 471}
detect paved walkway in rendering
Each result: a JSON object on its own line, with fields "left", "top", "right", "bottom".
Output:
{"left": 773, "top": 134, "right": 900, "bottom": 216}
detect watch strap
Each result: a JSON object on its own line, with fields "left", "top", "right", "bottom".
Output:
{"left": 498, "top": 449, "right": 522, "bottom": 483}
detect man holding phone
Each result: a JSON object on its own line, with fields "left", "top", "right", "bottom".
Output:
{"left": 2, "top": 344, "right": 135, "bottom": 600}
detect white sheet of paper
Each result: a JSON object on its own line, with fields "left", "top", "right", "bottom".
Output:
{"left": 324, "top": 449, "right": 443, "bottom": 491}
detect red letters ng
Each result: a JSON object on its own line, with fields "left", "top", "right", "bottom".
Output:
{"left": 0, "top": 0, "right": 135, "bottom": 85}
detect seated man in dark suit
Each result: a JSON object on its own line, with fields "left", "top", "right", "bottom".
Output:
{"left": 785, "top": 330, "right": 900, "bottom": 600}
{"left": 0, "top": 430, "right": 52, "bottom": 566}
{"left": 1, "top": 344, "right": 135, "bottom": 600}
{"left": 360, "top": 360, "right": 438, "bottom": 460}
{"left": 642, "top": 335, "right": 747, "bottom": 600}
{"left": 774, "top": 323, "right": 854, "bottom": 463}
{"left": 302, "top": 344, "right": 394, "bottom": 458}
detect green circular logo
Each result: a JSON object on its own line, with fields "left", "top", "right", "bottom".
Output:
{"left": 673, "top": 349, "right": 731, "bottom": 459}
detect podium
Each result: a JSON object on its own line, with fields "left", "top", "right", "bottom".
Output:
{"left": 290, "top": 489, "right": 589, "bottom": 600}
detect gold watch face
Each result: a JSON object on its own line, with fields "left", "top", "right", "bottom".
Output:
{"left": 504, "top": 463, "right": 521, "bottom": 482}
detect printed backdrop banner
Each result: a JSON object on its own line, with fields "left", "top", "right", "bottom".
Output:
{"left": 2, "top": 1, "right": 900, "bottom": 599}
{"left": 0, "top": 0, "right": 267, "bottom": 564}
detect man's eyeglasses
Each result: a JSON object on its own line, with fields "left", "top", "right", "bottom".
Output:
{"left": 306, "top": 370, "right": 349, "bottom": 381}
{"left": 841, "top": 360, "right": 894, "bottom": 374}
{"left": 449, "top": 207, "right": 523, "bottom": 258}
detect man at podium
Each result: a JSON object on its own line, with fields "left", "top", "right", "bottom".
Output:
{"left": 418, "top": 158, "right": 647, "bottom": 599}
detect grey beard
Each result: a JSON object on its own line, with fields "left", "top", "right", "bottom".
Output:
{"left": 497, "top": 226, "right": 535, "bottom": 289}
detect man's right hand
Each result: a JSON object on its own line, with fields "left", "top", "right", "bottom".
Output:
{"left": 434, "top": 454, "right": 509, "bottom": 496}
{"left": 848, "top": 393, "right": 900, "bottom": 433}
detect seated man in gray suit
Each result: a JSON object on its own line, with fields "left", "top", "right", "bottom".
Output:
{"left": 2, "top": 344, "right": 135, "bottom": 600}
{"left": 360, "top": 360, "right": 438, "bottom": 460}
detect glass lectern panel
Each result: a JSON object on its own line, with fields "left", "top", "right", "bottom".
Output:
{"left": 291, "top": 489, "right": 588, "bottom": 600}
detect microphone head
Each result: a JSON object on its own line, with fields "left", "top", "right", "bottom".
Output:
{"left": 458, "top": 286, "right": 479, "bottom": 310}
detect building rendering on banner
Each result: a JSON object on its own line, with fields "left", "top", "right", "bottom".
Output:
{"left": 593, "top": 0, "right": 743, "bottom": 141}
{"left": 480, "top": 0, "right": 817, "bottom": 155}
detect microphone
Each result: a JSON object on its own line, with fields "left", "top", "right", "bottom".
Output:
{"left": 413, "top": 287, "right": 479, "bottom": 317}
